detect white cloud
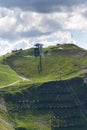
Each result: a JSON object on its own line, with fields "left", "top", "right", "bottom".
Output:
{"left": 13, "top": 39, "right": 31, "bottom": 49}
{"left": 19, "top": 11, "right": 49, "bottom": 33}
{"left": 0, "top": 7, "right": 17, "bottom": 31}
{"left": 64, "top": 13, "right": 87, "bottom": 31}
{"left": 0, "top": 7, "right": 14, "bottom": 17}
{"left": 0, "top": 4, "right": 87, "bottom": 55}
{"left": 0, "top": 40, "right": 12, "bottom": 55}
{"left": 0, "top": 16, "right": 16, "bottom": 32}
{"left": 0, "top": 5, "right": 87, "bottom": 36}
{"left": 16, "top": 24, "right": 24, "bottom": 33}
{"left": 29, "top": 31, "right": 76, "bottom": 47}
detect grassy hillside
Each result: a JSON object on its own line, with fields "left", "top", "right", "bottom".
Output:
{"left": 4, "top": 79, "right": 87, "bottom": 130}
{"left": 0, "top": 108, "right": 15, "bottom": 130}
{"left": 0, "top": 43, "right": 87, "bottom": 130}
{"left": 0, "top": 63, "right": 22, "bottom": 88}
{"left": 0, "top": 97, "right": 15, "bottom": 130}
{"left": 3, "top": 43, "right": 87, "bottom": 84}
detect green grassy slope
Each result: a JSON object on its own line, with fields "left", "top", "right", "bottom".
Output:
{"left": 0, "top": 109, "right": 15, "bottom": 130}
{"left": 0, "top": 97, "right": 15, "bottom": 130}
{"left": 0, "top": 64, "right": 22, "bottom": 88}
{"left": 4, "top": 79, "right": 87, "bottom": 130}
{"left": 3, "top": 44, "right": 87, "bottom": 83}
{"left": 0, "top": 43, "right": 87, "bottom": 130}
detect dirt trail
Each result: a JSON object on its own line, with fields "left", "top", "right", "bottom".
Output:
{"left": 18, "top": 75, "right": 32, "bottom": 81}
{"left": 1, "top": 80, "right": 20, "bottom": 88}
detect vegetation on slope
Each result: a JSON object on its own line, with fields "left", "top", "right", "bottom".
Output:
{"left": 3, "top": 43, "right": 87, "bottom": 84}
{"left": 0, "top": 97, "right": 15, "bottom": 130}
{"left": 0, "top": 53, "right": 23, "bottom": 88}
{"left": 0, "top": 43, "right": 87, "bottom": 130}
{"left": 0, "top": 64, "right": 22, "bottom": 88}
{"left": 4, "top": 79, "right": 87, "bottom": 130}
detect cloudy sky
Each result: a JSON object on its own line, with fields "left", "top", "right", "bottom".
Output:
{"left": 0, "top": 0, "right": 87, "bottom": 55}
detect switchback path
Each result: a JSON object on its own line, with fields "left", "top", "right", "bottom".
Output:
{"left": 18, "top": 75, "right": 31, "bottom": 81}
{"left": 0, "top": 80, "right": 20, "bottom": 88}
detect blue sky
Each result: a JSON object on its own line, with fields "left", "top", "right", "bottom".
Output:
{"left": 71, "top": 31, "right": 87, "bottom": 49}
{"left": 0, "top": 0, "right": 87, "bottom": 55}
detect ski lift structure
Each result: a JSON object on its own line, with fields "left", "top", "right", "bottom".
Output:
{"left": 34, "top": 43, "right": 43, "bottom": 73}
